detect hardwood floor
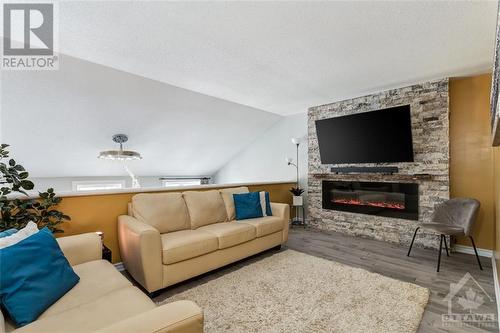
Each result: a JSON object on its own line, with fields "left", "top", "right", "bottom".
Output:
{"left": 139, "top": 227, "right": 498, "bottom": 332}
{"left": 286, "top": 228, "right": 498, "bottom": 333}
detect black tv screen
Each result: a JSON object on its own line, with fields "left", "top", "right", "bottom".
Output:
{"left": 315, "top": 105, "right": 414, "bottom": 164}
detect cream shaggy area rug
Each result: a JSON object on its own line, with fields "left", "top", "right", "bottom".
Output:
{"left": 162, "top": 250, "right": 429, "bottom": 333}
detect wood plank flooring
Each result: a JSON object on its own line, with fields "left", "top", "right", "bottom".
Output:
{"left": 144, "top": 228, "right": 498, "bottom": 332}
{"left": 286, "top": 228, "right": 498, "bottom": 333}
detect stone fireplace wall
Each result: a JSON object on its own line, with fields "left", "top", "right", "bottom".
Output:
{"left": 308, "top": 79, "right": 449, "bottom": 249}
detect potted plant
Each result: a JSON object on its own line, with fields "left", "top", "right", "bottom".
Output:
{"left": 0, "top": 144, "right": 70, "bottom": 232}
{"left": 290, "top": 187, "right": 304, "bottom": 206}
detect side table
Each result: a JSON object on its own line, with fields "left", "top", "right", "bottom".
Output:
{"left": 102, "top": 244, "right": 112, "bottom": 263}
{"left": 290, "top": 204, "right": 306, "bottom": 227}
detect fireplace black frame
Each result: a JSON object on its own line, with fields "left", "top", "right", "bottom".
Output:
{"left": 322, "top": 180, "right": 419, "bottom": 220}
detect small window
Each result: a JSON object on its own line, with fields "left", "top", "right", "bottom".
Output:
{"left": 161, "top": 179, "right": 202, "bottom": 187}
{"left": 72, "top": 180, "right": 126, "bottom": 192}
{"left": 160, "top": 177, "right": 209, "bottom": 188}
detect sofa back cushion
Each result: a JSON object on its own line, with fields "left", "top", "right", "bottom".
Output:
{"left": 132, "top": 192, "right": 190, "bottom": 233}
{"left": 183, "top": 190, "right": 228, "bottom": 228}
{"left": 220, "top": 186, "right": 249, "bottom": 221}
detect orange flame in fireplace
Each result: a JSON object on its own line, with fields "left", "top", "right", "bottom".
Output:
{"left": 332, "top": 198, "right": 405, "bottom": 210}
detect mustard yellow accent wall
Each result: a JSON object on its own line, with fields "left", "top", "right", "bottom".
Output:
{"left": 56, "top": 183, "right": 294, "bottom": 263}
{"left": 449, "top": 74, "right": 495, "bottom": 250}
{"left": 494, "top": 147, "right": 500, "bottom": 270}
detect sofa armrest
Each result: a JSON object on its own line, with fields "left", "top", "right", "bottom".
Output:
{"left": 95, "top": 300, "right": 203, "bottom": 333}
{"left": 270, "top": 202, "right": 290, "bottom": 243}
{"left": 57, "top": 232, "right": 102, "bottom": 266}
{"left": 118, "top": 215, "right": 163, "bottom": 293}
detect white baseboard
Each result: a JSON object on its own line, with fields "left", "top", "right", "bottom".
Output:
{"left": 453, "top": 244, "right": 493, "bottom": 258}
{"left": 114, "top": 262, "right": 125, "bottom": 272}
{"left": 491, "top": 255, "right": 500, "bottom": 328}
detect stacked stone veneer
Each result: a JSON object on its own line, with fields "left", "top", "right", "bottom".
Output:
{"left": 308, "top": 79, "right": 449, "bottom": 249}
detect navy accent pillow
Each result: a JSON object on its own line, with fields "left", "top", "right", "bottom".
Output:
{"left": 263, "top": 191, "right": 273, "bottom": 216}
{"left": 233, "top": 192, "right": 263, "bottom": 220}
{"left": 0, "top": 228, "right": 80, "bottom": 327}
{"left": 0, "top": 229, "right": 17, "bottom": 238}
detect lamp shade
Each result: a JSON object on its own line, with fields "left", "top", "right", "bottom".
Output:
{"left": 98, "top": 150, "right": 142, "bottom": 161}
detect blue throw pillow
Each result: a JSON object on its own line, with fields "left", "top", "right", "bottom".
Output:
{"left": 233, "top": 192, "right": 263, "bottom": 220}
{"left": 0, "top": 228, "right": 80, "bottom": 327}
{"left": 262, "top": 191, "right": 273, "bottom": 216}
{"left": 0, "top": 229, "right": 17, "bottom": 238}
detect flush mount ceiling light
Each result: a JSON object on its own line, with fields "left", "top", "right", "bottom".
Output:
{"left": 98, "top": 134, "right": 142, "bottom": 161}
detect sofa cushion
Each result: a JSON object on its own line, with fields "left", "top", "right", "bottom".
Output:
{"left": 132, "top": 192, "right": 190, "bottom": 233}
{"left": 239, "top": 216, "right": 284, "bottom": 237}
{"left": 233, "top": 192, "right": 263, "bottom": 220}
{"left": 13, "top": 287, "right": 155, "bottom": 333}
{"left": 0, "top": 228, "right": 80, "bottom": 327}
{"left": 183, "top": 190, "right": 227, "bottom": 228}
{"left": 161, "top": 230, "right": 218, "bottom": 265}
{"left": 198, "top": 222, "right": 256, "bottom": 249}
{"left": 39, "top": 260, "right": 132, "bottom": 319}
{"left": 220, "top": 187, "right": 249, "bottom": 221}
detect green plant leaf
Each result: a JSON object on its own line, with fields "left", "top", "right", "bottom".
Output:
{"left": 20, "top": 180, "right": 34, "bottom": 190}
{"left": 0, "top": 143, "right": 70, "bottom": 233}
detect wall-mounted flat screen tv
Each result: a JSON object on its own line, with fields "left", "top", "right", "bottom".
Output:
{"left": 315, "top": 105, "right": 414, "bottom": 164}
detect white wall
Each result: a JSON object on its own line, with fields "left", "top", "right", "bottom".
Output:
{"left": 214, "top": 112, "right": 308, "bottom": 196}
{"left": 30, "top": 112, "right": 309, "bottom": 193}
{"left": 30, "top": 176, "right": 166, "bottom": 192}
{"left": 0, "top": 71, "right": 2, "bottom": 143}
{"left": 1, "top": 54, "right": 281, "bottom": 178}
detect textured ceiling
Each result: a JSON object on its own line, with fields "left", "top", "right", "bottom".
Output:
{"left": 57, "top": 1, "right": 497, "bottom": 115}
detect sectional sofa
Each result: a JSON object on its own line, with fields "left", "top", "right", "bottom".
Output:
{"left": 1, "top": 233, "right": 203, "bottom": 333}
{"left": 118, "top": 186, "right": 290, "bottom": 293}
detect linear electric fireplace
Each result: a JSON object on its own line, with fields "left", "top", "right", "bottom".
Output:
{"left": 322, "top": 180, "right": 419, "bottom": 220}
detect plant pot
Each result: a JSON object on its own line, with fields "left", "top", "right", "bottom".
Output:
{"left": 293, "top": 196, "right": 303, "bottom": 206}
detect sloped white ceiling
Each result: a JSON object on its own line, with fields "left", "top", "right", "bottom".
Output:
{"left": 57, "top": 1, "right": 497, "bottom": 115}
{"left": 1, "top": 55, "right": 280, "bottom": 177}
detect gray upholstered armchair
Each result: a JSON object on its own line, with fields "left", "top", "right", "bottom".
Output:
{"left": 407, "top": 198, "right": 482, "bottom": 272}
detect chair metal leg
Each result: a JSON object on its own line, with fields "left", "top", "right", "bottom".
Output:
{"left": 437, "top": 234, "right": 444, "bottom": 272}
{"left": 443, "top": 235, "right": 449, "bottom": 257}
{"left": 407, "top": 227, "right": 420, "bottom": 257}
{"left": 469, "top": 236, "right": 483, "bottom": 271}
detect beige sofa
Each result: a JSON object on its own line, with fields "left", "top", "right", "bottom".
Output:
{"left": 1, "top": 233, "right": 203, "bottom": 333}
{"left": 118, "top": 187, "right": 290, "bottom": 293}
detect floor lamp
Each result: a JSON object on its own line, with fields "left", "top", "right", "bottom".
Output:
{"left": 286, "top": 138, "right": 305, "bottom": 225}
